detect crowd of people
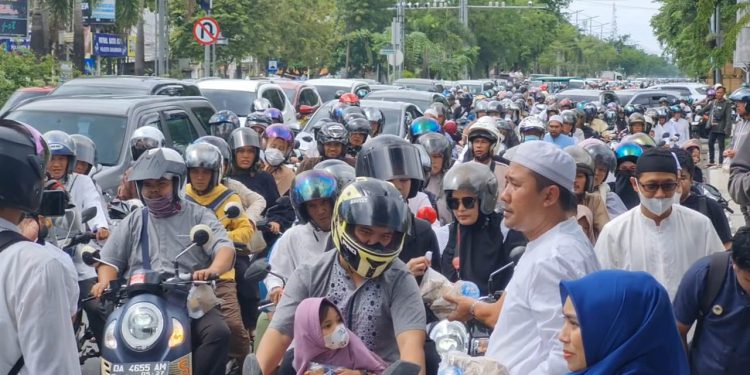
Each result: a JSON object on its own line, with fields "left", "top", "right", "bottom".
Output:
{"left": 1, "top": 81, "right": 750, "bottom": 375}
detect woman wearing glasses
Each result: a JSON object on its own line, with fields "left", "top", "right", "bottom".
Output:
{"left": 594, "top": 148, "right": 725, "bottom": 300}
{"left": 439, "top": 161, "right": 526, "bottom": 296}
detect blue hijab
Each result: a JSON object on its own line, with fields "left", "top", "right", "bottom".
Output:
{"left": 559, "top": 270, "right": 689, "bottom": 375}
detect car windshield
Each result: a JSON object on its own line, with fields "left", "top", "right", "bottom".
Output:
{"left": 369, "top": 95, "right": 432, "bottom": 112}
{"left": 52, "top": 85, "right": 148, "bottom": 96}
{"left": 304, "top": 102, "right": 404, "bottom": 137}
{"left": 314, "top": 85, "right": 347, "bottom": 102}
{"left": 695, "top": 86, "right": 709, "bottom": 95}
{"left": 7, "top": 110, "right": 127, "bottom": 166}
{"left": 200, "top": 89, "right": 256, "bottom": 116}
{"left": 560, "top": 94, "right": 599, "bottom": 103}
{"left": 615, "top": 92, "right": 635, "bottom": 104}
{"left": 283, "top": 89, "right": 297, "bottom": 103}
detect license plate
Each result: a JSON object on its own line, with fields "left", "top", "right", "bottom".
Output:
{"left": 110, "top": 362, "right": 170, "bottom": 375}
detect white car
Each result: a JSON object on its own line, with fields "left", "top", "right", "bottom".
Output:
{"left": 647, "top": 83, "right": 710, "bottom": 103}
{"left": 305, "top": 78, "right": 371, "bottom": 103}
{"left": 197, "top": 78, "right": 297, "bottom": 125}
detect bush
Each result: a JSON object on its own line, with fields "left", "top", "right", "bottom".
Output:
{"left": 0, "top": 50, "right": 60, "bottom": 105}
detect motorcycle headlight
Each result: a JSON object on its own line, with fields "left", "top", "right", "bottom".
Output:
{"left": 104, "top": 321, "right": 117, "bottom": 349}
{"left": 168, "top": 319, "right": 185, "bottom": 348}
{"left": 121, "top": 302, "right": 164, "bottom": 351}
{"left": 429, "top": 320, "right": 469, "bottom": 356}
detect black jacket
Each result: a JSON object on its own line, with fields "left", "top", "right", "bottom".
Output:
{"left": 229, "top": 169, "right": 280, "bottom": 215}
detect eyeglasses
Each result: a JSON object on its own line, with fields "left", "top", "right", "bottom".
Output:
{"left": 638, "top": 181, "right": 679, "bottom": 193}
{"left": 447, "top": 196, "right": 477, "bottom": 210}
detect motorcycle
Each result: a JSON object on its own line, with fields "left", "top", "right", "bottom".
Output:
{"left": 86, "top": 223, "right": 220, "bottom": 375}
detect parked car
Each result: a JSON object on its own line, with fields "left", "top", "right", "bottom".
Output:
{"left": 617, "top": 89, "right": 683, "bottom": 108}
{"left": 365, "top": 89, "right": 447, "bottom": 112}
{"left": 196, "top": 78, "right": 296, "bottom": 126}
{"left": 272, "top": 79, "right": 323, "bottom": 124}
{"left": 455, "top": 80, "right": 496, "bottom": 95}
{"left": 50, "top": 76, "right": 201, "bottom": 97}
{"left": 646, "top": 83, "right": 709, "bottom": 102}
{"left": 370, "top": 84, "right": 405, "bottom": 92}
{"left": 556, "top": 89, "right": 620, "bottom": 106}
{"left": 3, "top": 95, "right": 215, "bottom": 197}
{"left": 305, "top": 78, "right": 371, "bottom": 102}
{"left": 393, "top": 78, "right": 445, "bottom": 92}
{"left": 304, "top": 99, "right": 423, "bottom": 138}
{"left": 0, "top": 86, "right": 55, "bottom": 115}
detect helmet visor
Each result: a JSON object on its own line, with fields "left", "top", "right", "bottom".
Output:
{"left": 356, "top": 145, "right": 424, "bottom": 181}
{"left": 339, "top": 195, "right": 411, "bottom": 238}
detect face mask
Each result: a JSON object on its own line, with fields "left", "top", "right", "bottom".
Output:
{"left": 636, "top": 186, "right": 673, "bottom": 216}
{"left": 324, "top": 323, "right": 349, "bottom": 350}
{"left": 524, "top": 135, "right": 540, "bottom": 142}
{"left": 143, "top": 195, "right": 180, "bottom": 218}
{"left": 264, "top": 147, "right": 286, "bottom": 167}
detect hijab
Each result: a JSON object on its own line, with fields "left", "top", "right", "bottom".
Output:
{"left": 559, "top": 270, "right": 689, "bottom": 375}
{"left": 293, "top": 297, "right": 387, "bottom": 375}
{"left": 613, "top": 170, "right": 640, "bottom": 209}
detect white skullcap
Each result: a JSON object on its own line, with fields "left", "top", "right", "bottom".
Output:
{"left": 508, "top": 140, "right": 576, "bottom": 193}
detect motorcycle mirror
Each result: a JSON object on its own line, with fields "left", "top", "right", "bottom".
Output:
{"left": 189, "top": 224, "right": 213, "bottom": 247}
{"left": 80, "top": 206, "right": 97, "bottom": 224}
{"left": 382, "top": 361, "right": 421, "bottom": 375}
{"left": 80, "top": 245, "right": 99, "bottom": 266}
{"left": 223, "top": 202, "right": 242, "bottom": 220}
{"left": 243, "top": 257, "right": 269, "bottom": 282}
{"left": 509, "top": 246, "right": 525, "bottom": 265}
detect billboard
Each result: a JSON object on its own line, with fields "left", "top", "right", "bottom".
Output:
{"left": 0, "top": 0, "right": 28, "bottom": 36}
{"left": 83, "top": 0, "right": 115, "bottom": 24}
{"left": 93, "top": 33, "right": 126, "bottom": 57}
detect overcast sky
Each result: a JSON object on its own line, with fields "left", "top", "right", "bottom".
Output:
{"left": 565, "top": 0, "right": 662, "bottom": 55}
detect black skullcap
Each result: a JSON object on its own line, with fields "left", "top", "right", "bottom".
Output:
{"left": 635, "top": 148, "right": 680, "bottom": 176}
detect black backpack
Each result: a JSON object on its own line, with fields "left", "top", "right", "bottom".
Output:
{"left": 693, "top": 251, "right": 731, "bottom": 348}
{"left": 0, "top": 230, "right": 31, "bottom": 375}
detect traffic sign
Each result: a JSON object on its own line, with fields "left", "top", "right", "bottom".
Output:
{"left": 193, "top": 17, "right": 220, "bottom": 46}
{"left": 268, "top": 60, "right": 278, "bottom": 74}
{"left": 387, "top": 50, "right": 404, "bottom": 67}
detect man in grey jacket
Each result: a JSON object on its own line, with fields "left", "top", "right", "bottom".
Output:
{"left": 701, "top": 85, "right": 734, "bottom": 166}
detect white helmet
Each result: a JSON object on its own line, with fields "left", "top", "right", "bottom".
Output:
{"left": 467, "top": 117, "right": 504, "bottom": 155}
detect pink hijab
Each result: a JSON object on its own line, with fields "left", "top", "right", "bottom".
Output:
{"left": 293, "top": 297, "right": 387, "bottom": 375}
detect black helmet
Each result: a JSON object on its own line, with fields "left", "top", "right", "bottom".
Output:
{"left": 185, "top": 143, "right": 223, "bottom": 191}
{"left": 291, "top": 170, "right": 338, "bottom": 229}
{"left": 228, "top": 127, "right": 261, "bottom": 169}
{"left": 486, "top": 100, "right": 503, "bottom": 115}
{"left": 194, "top": 135, "right": 232, "bottom": 173}
{"left": 475, "top": 100, "right": 490, "bottom": 114}
{"left": 317, "top": 122, "right": 349, "bottom": 158}
{"left": 730, "top": 87, "right": 750, "bottom": 108}
{"left": 561, "top": 109, "right": 577, "bottom": 125}
{"left": 355, "top": 135, "right": 424, "bottom": 199}
{"left": 71, "top": 134, "right": 97, "bottom": 173}
{"left": 416, "top": 132, "right": 452, "bottom": 172}
{"left": 341, "top": 106, "right": 366, "bottom": 125}
{"left": 128, "top": 148, "right": 187, "bottom": 201}
{"left": 442, "top": 161, "right": 498, "bottom": 215}
{"left": 43, "top": 130, "right": 77, "bottom": 178}
{"left": 331, "top": 177, "right": 412, "bottom": 279}
{"left": 129, "top": 126, "right": 166, "bottom": 161}
{"left": 0, "top": 120, "right": 49, "bottom": 213}
{"left": 623, "top": 104, "right": 636, "bottom": 117}
{"left": 581, "top": 141, "right": 616, "bottom": 175}
{"left": 251, "top": 98, "right": 272, "bottom": 112}
{"left": 245, "top": 113, "right": 272, "bottom": 135}
{"left": 564, "top": 145, "right": 595, "bottom": 193}
{"left": 346, "top": 118, "right": 372, "bottom": 136}
{"left": 363, "top": 107, "right": 385, "bottom": 136}
{"left": 208, "top": 110, "right": 241, "bottom": 141}
{"left": 314, "top": 159, "right": 356, "bottom": 189}
{"left": 583, "top": 103, "right": 597, "bottom": 119}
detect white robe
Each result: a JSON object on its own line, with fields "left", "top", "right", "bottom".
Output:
{"left": 487, "top": 218, "right": 600, "bottom": 375}
{"left": 594, "top": 204, "right": 724, "bottom": 300}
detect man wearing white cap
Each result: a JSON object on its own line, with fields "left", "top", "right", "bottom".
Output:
{"left": 595, "top": 148, "right": 723, "bottom": 300}
{"left": 444, "top": 141, "right": 600, "bottom": 374}
{"left": 543, "top": 115, "right": 576, "bottom": 148}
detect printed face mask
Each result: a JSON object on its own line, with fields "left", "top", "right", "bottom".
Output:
{"left": 323, "top": 323, "right": 349, "bottom": 350}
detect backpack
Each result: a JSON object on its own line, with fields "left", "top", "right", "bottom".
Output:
{"left": 0, "top": 230, "right": 31, "bottom": 375}
{"left": 693, "top": 251, "right": 731, "bottom": 348}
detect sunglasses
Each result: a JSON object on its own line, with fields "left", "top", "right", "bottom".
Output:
{"left": 638, "top": 181, "right": 679, "bottom": 193}
{"left": 447, "top": 196, "right": 477, "bottom": 210}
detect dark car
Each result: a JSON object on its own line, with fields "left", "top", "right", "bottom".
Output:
{"left": 393, "top": 78, "right": 445, "bottom": 93}
{"left": 304, "top": 99, "right": 423, "bottom": 138}
{"left": 4, "top": 95, "right": 215, "bottom": 196}
{"left": 272, "top": 79, "right": 323, "bottom": 122}
{"left": 0, "top": 86, "right": 55, "bottom": 115}
{"left": 365, "top": 89, "right": 446, "bottom": 112}
{"left": 50, "top": 76, "right": 202, "bottom": 97}
{"left": 618, "top": 89, "right": 683, "bottom": 108}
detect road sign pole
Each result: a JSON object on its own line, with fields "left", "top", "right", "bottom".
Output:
{"left": 204, "top": 9, "right": 211, "bottom": 77}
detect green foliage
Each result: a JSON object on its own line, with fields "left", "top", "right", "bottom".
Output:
{"left": 0, "top": 51, "right": 60, "bottom": 105}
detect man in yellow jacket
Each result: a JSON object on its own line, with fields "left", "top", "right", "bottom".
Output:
{"left": 184, "top": 142, "right": 253, "bottom": 374}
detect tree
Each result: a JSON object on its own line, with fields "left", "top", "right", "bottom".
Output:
{"left": 0, "top": 51, "right": 60, "bottom": 105}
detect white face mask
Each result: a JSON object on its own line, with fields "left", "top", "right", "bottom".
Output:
{"left": 264, "top": 147, "right": 286, "bottom": 167}
{"left": 324, "top": 323, "right": 349, "bottom": 350}
{"left": 637, "top": 185, "right": 674, "bottom": 216}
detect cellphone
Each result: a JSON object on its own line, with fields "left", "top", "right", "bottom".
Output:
{"left": 38, "top": 190, "right": 67, "bottom": 217}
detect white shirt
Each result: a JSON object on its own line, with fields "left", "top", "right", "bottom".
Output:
{"left": 487, "top": 218, "right": 600, "bottom": 375}
{"left": 43, "top": 242, "right": 80, "bottom": 316}
{"left": 669, "top": 118, "right": 690, "bottom": 143}
{"left": 264, "top": 222, "right": 330, "bottom": 291}
{"left": 66, "top": 173, "right": 110, "bottom": 280}
{"left": 594, "top": 204, "right": 724, "bottom": 300}
{"left": 0, "top": 218, "right": 80, "bottom": 375}
{"left": 408, "top": 191, "right": 433, "bottom": 216}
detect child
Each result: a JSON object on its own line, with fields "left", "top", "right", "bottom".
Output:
{"left": 293, "top": 298, "right": 386, "bottom": 375}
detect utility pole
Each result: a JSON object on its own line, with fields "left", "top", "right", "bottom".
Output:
{"left": 611, "top": 2, "right": 618, "bottom": 40}
{"left": 711, "top": 2, "right": 722, "bottom": 84}
{"left": 204, "top": 1, "right": 212, "bottom": 77}
{"left": 459, "top": 0, "right": 468, "bottom": 28}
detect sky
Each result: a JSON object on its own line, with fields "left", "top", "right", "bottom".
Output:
{"left": 566, "top": 0, "right": 662, "bottom": 55}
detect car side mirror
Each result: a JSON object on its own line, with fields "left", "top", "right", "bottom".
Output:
{"left": 299, "top": 105, "right": 315, "bottom": 115}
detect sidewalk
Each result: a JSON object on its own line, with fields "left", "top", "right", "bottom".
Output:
{"left": 706, "top": 165, "right": 744, "bottom": 233}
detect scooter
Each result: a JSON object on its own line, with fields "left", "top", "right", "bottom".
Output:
{"left": 88, "top": 224, "right": 219, "bottom": 375}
